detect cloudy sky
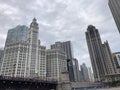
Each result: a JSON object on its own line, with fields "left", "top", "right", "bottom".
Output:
{"left": 0, "top": 0, "right": 120, "bottom": 68}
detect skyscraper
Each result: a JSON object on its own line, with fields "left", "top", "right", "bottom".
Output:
{"left": 102, "top": 41, "right": 116, "bottom": 74}
{"left": 0, "top": 49, "right": 4, "bottom": 74}
{"left": 1, "top": 25, "right": 30, "bottom": 77}
{"left": 46, "top": 48, "right": 67, "bottom": 81}
{"left": 28, "top": 18, "right": 39, "bottom": 77}
{"left": 86, "top": 25, "right": 106, "bottom": 81}
{"left": 109, "top": 0, "right": 120, "bottom": 33}
{"left": 86, "top": 25, "right": 117, "bottom": 81}
{"left": 6, "top": 25, "right": 29, "bottom": 44}
{"left": 51, "top": 41, "right": 73, "bottom": 60}
{"left": 88, "top": 67, "right": 94, "bottom": 82}
{"left": 72, "top": 58, "right": 81, "bottom": 82}
{"left": 1, "top": 18, "right": 46, "bottom": 79}
{"left": 51, "top": 41, "right": 75, "bottom": 82}
{"left": 80, "top": 63, "right": 89, "bottom": 82}
{"left": 1, "top": 42, "right": 29, "bottom": 77}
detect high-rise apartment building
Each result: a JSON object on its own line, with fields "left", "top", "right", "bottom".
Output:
{"left": 109, "top": 0, "right": 120, "bottom": 33}
{"left": 85, "top": 25, "right": 117, "bottom": 81}
{"left": 80, "top": 63, "right": 89, "bottom": 82}
{"left": 46, "top": 49, "right": 67, "bottom": 81}
{"left": 1, "top": 18, "right": 46, "bottom": 79}
{"left": 51, "top": 41, "right": 75, "bottom": 82}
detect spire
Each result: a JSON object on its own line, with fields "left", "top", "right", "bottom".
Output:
{"left": 30, "top": 18, "right": 39, "bottom": 29}
{"left": 33, "top": 17, "right": 37, "bottom": 22}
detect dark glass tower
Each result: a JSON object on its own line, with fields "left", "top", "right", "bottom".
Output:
{"left": 6, "top": 25, "right": 29, "bottom": 44}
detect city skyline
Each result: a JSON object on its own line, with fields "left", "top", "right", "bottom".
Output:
{"left": 0, "top": 0, "right": 120, "bottom": 67}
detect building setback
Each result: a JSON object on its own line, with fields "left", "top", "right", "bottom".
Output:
{"left": 102, "top": 41, "right": 116, "bottom": 75}
{"left": 86, "top": 25, "right": 106, "bottom": 81}
{"left": 28, "top": 18, "right": 46, "bottom": 78}
{"left": 0, "top": 18, "right": 72, "bottom": 90}
{"left": 51, "top": 41, "right": 75, "bottom": 82}
{"left": 85, "top": 25, "right": 117, "bottom": 81}
{"left": 109, "top": 0, "right": 120, "bottom": 33}
{"left": 46, "top": 49, "right": 67, "bottom": 81}
{"left": 1, "top": 18, "right": 46, "bottom": 79}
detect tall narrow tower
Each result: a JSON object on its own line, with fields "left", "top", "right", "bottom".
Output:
{"left": 80, "top": 63, "right": 90, "bottom": 82}
{"left": 109, "top": 0, "right": 120, "bottom": 33}
{"left": 28, "top": 18, "right": 39, "bottom": 77}
{"left": 85, "top": 25, "right": 106, "bottom": 81}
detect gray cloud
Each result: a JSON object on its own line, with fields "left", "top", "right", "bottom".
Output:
{"left": 0, "top": 0, "right": 120, "bottom": 68}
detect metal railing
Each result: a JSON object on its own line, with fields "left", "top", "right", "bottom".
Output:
{"left": 0, "top": 75, "right": 57, "bottom": 84}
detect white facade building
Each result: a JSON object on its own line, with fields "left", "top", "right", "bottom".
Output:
{"left": 1, "top": 18, "right": 46, "bottom": 79}
{"left": 1, "top": 42, "right": 29, "bottom": 77}
{"left": 46, "top": 49, "right": 67, "bottom": 81}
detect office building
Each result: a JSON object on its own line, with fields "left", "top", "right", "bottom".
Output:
{"left": 88, "top": 67, "right": 94, "bottom": 82}
{"left": 86, "top": 25, "right": 106, "bottom": 81}
{"left": 51, "top": 41, "right": 75, "bottom": 81}
{"left": 73, "top": 58, "right": 81, "bottom": 82}
{"left": 1, "top": 25, "right": 30, "bottom": 77}
{"left": 79, "top": 71, "right": 82, "bottom": 81}
{"left": 112, "top": 52, "right": 120, "bottom": 74}
{"left": 51, "top": 41, "right": 73, "bottom": 60}
{"left": 109, "top": 0, "right": 120, "bottom": 33}
{"left": 6, "top": 25, "right": 29, "bottom": 44}
{"left": 46, "top": 49, "right": 67, "bottom": 81}
{"left": 80, "top": 63, "right": 89, "bottom": 82}
{"left": 1, "top": 42, "right": 29, "bottom": 77}
{"left": 1, "top": 18, "right": 46, "bottom": 79}
{"left": 86, "top": 25, "right": 118, "bottom": 81}
{"left": 0, "top": 49, "right": 4, "bottom": 74}
{"left": 102, "top": 41, "right": 116, "bottom": 74}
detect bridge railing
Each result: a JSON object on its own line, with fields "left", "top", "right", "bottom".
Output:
{"left": 0, "top": 75, "right": 58, "bottom": 84}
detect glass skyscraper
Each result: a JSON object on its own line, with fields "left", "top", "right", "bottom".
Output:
{"left": 6, "top": 25, "right": 29, "bottom": 44}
